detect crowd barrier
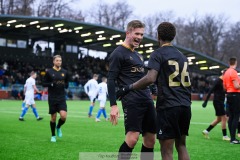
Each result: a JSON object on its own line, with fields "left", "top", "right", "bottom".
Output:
{"left": 0, "top": 84, "right": 213, "bottom": 101}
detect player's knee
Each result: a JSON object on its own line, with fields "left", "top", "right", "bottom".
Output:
{"left": 143, "top": 136, "right": 155, "bottom": 148}
{"left": 51, "top": 117, "right": 56, "bottom": 122}
{"left": 60, "top": 114, "right": 67, "bottom": 121}
{"left": 126, "top": 137, "right": 139, "bottom": 148}
{"left": 160, "top": 145, "right": 173, "bottom": 155}
{"left": 51, "top": 114, "right": 57, "bottom": 122}
{"left": 61, "top": 117, "right": 66, "bottom": 121}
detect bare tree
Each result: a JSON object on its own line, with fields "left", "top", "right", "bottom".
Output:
{"left": 220, "top": 22, "right": 240, "bottom": 62}
{"left": 37, "top": 0, "right": 71, "bottom": 18}
{"left": 0, "top": 0, "right": 34, "bottom": 15}
{"left": 175, "top": 14, "right": 204, "bottom": 52}
{"left": 0, "top": 0, "right": 15, "bottom": 14}
{"left": 199, "top": 14, "right": 228, "bottom": 58}
{"left": 88, "top": 0, "right": 133, "bottom": 30}
{"left": 143, "top": 11, "right": 176, "bottom": 38}
{"left": 0, "top": 0, "right": 4, "bottom": 14}
{"left": 13, "top": 0, "right": 34, "bottom": 15}
{"left": 174, "top": 13, "right": 229, "bottom": 62}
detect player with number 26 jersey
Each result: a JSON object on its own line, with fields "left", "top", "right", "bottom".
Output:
{"left": 148, "top": 46, "right": 191, "bottom": 110}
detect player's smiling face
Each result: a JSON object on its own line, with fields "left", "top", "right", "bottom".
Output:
{"left": 126, "top": 27, "right": 144, "bottom": 49}
{"left": 53, "top": 57, "right": 62, "bottom": 68}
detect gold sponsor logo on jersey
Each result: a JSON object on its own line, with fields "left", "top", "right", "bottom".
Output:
{"left": 62, "top": 73, "right": 64, "bottom": 77}
{"left": 131, "top": 66, "right": 144, "bottom": 73}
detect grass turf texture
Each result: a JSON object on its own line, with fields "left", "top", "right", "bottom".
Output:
{"left": 0, "top": 100, "right": 239, "bottom": 160}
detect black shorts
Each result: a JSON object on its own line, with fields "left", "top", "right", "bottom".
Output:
{"left": 156, "top": 106, "right": 191, "bottom": 140}
{"left": 48, "top": 98, "right": 67, "bottom": 114}
{"left": 122, "top": 100, "right": 156, "bottom": 135}
{"left": 213, "top": 101, "right": 225, "bottom": 116}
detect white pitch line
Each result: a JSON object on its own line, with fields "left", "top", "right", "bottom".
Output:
{"left": 0, "top": 110, "right": 213, "bottom": 125}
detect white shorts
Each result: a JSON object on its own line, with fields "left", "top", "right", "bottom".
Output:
{"left": 89, "top": 95, "right": 96, "bottom": 103}
{"left": 99, "top": 100, "right": 106, "bottom": 108}
{"left": 25, "top": 93, "right": 35, "bottom": 105}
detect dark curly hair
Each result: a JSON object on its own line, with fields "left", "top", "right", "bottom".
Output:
{"left": 157, "top": 22, "right": 176, "bottom": 41}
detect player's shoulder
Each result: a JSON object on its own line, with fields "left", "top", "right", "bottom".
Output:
{"left": 60, "top": 68, "right": 67, "bottom": 73}
{"left": 109, "top": 46, "right": 124, "bottom": 58}
{"left": 226, "top": 68, "right": 237, "bottom": 76}
{"left": 46, "top": 68, "right": 53, "bottom": 73}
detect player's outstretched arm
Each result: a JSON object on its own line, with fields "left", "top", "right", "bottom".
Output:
{"left": 116, "top": 85, "right": 132, "bottom": 100}
{"left": 133, "top": 69, "right": 158, "bottom": 90}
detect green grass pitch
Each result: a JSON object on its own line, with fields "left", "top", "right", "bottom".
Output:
{"left": 0, "top": 100, "right": 239, "bottom": 160}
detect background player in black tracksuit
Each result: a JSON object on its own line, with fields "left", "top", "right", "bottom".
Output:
{"left": 108, "top": 20, "right": 156, "bottom": 160}
{"left": 43, "top": 55, "right": 69, "bottom": 142}
{"left": 202, "top": 70, "right": 230, "bottom": 141}
{"left": 118, "top": 22, "right": 191, "bottom": 160}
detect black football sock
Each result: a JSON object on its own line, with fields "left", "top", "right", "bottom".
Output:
{"left": 238, "top": 122, "right": 240, "bottom": 134}
{"left": 141, "top": 144, "right": 154, "bottom": 160}
{"left": 222, "top": 129, "right": 227, "bottom": 136}
{"left": 206, "top": 125, "right": 214, "bottom": 132}
{"left": 50, "top": 121, "right": 56, "bottom": 136}
{"left": 56, "top": 118, "right": 65, "bottom": 129}
{"left": 118, "top": 141, "right": 133, "bottom": 160}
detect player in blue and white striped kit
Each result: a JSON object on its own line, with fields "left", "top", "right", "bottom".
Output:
{"left": 84, "top": 74, "right": 99, "bottom": 117}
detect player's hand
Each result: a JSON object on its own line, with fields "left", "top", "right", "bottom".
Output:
{"left": 202, "top": 101, "right": 207, "bottom": 108}
{"left": 110, "top": 105, "right": 120, "bottom": 125}
{"left": 116, "top": 84, "right": 133, "bottom": 100}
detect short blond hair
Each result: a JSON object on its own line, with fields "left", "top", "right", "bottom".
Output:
{"left": 53, "top": 55, "right": 62, "bottom": 61}
{"left": 127, "top": 20, "right": 145, "bottom": 32}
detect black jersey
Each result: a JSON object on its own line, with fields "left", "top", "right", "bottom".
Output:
{"left": 108, "top": 45, "right": 152, "bottom": 105}
{"left": 205, "top": 78, "right": 225, "bottom": 103}
{"left": 148, "top": 46, "right": 191, "bottom": 109}
{"left": 43, "top": 68, "right": 69, "bottom": 100}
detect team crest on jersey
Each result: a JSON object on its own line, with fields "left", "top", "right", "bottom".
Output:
{"left": 159, "top": 129, "right": 162, "bottom": 135}
{"left": 130, "top": 56, "right": 133, "bottom": 60}
{"left": 62, "top": 73, "right": 64, "bottom": 77}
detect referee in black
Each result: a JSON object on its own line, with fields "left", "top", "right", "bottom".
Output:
{"left": 108, "top": 20, "right": 156, "bottom": 160}
{"left": 43, "top": 55, "right": 69, "bottom": 142}
{"left": 118, "top": 22, "right": 191, "bottom": 160}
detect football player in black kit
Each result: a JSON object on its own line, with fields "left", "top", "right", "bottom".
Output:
{"left": 43, "top": 55, "right": 69, "bottom": 142}
{"left": 107, "top": 20, "right": 156, "bottom": 160}
{"left": 118, "top": 22, "right": 191, "bottom": 160}
{"left": 202, "top": 69, "right": 230, "bottom": 141}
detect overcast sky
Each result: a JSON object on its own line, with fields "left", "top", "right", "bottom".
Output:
{"left": 74, "top": 0, "right": 239, "bottom": 23}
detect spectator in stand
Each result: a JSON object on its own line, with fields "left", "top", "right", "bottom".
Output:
{"left": 36, "top": 44, "right": 42, "bottom": 56}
